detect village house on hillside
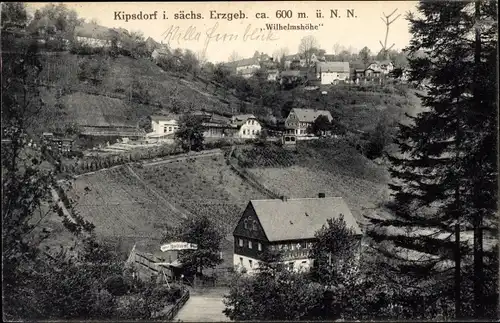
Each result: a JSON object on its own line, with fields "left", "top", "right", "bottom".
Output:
{"left": 145, "top": 36, "right": 161, "bottom": 52}
{"left": 285, "top": 108, "right": 333, "bottom": 136}
{"left": 366, "top": 60, "right": 395, "bottom": 75}
{"left": 146, "top": 114, "right": 179, "bottom": 141}
{"left": 147, "top": 112, "right": 263, "bottom": 140}
{"left": 316, "top": 61, "right": 350, "bottom": 85}
{"left": 283, "top": 53, "right": 338, "bottom": 70}
{"left": 42, "top": 132, "right": 76, "bottom": 155}
{"left": 151, "top": 46, "right": 171, "bottom": 64}
{"left": 224, "top": 58, "right": 261, "bottom": 79}
{"left": 231, "top": 114, "right": 262, "bottom": 139}
{"left": 224, "top": 53, "right": 277, "bottom": 79}
{"left": 74, "top": 22, "right": 117, "bottom": 47}
{"left": 233, "top": 195, "right": 362, "bottom": 274}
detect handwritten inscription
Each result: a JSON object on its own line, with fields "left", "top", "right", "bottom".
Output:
{"left": 162, "top": 22, "right": 279, "bottom": 55}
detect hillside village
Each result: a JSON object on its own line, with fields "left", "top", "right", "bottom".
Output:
{"left": 2, "top": 3, "right": 497, "bottom": 322}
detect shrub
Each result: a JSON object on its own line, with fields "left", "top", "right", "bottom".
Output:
{"left": 104, "top": 275, "right": 129, "bottom": 296}
{"left": 364, "top": 119, "right": 392, "bottom": 160}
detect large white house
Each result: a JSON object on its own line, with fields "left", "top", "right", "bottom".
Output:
{"left": 233, "top": 195, "right": 362, "bottom": 274}
{"left": 316, "top": 62, "right": 350, "bottom": 85}
{"left": 149, "top": 114, "right": 179, "bottom": 136}
{"left": 285, "top": 108, "right": 333, "bottom": 136}
{"left": 231, "top": 114, "right": 262, "bottom": 139}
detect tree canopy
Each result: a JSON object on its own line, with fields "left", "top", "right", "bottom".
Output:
{"left": 164, "top": 214, "right": 223, "bottom": 276}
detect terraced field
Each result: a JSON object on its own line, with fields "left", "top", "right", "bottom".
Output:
{"left": 66, "top": 165, "right": 187, "bottom": 241}
{"left": 132, "top": 154, "right": 268, "bottom": 235}
{"left": 235, "top": 140, "right": 392, "bottom": 226}
{"left": 62, "top": 154, "right": 267, "bottom": 261}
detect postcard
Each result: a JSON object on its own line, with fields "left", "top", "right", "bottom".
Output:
{"left": 2, "top": 1, "right": 498, "bottom": 322}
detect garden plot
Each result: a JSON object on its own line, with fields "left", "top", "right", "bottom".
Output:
{"left": 66, "top": 165, "right": 186, "bottom": 240}
{"left": 132, "top": 154, "right": 268, "bottom": 235}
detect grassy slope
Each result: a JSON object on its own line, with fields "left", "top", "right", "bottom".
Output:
{"left": 287, "top": 84, "right": 422, "bottom": 133}
{"left": 63, "top": 154, "right": 267, "bottom": 264}
{"left": 131, "top": 154, "right": 268, "bottom": 235}
{"left": 235, "top": 140, "right": 392, "bottom": 227}
{"left": 34, "top": 52, "right": 236, "bottom": 134}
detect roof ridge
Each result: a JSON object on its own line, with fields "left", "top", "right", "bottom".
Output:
{"left": 250, "top": 197, "right": 344, "bottom": 202}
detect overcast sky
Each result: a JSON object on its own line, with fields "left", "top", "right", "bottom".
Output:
{"left": 25, "top": 1, "right": 418, "bottom": 63}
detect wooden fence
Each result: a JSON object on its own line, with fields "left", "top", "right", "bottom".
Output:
{"left": 162, "top": 289, "right": 190, "bottom": 321}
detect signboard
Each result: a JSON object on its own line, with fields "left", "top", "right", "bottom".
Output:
{"left": 160, "top": 242, "right": 198, "bottom": 252}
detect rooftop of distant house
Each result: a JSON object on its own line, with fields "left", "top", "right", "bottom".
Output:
{"left": 317, "top": 61, "right": 350, "bottom": 73}
{"left": 240, "top": 196, "right": 361, "bottom": 241}
{"left": 289, "top": 108, "right": 333, "bottom": 123}
{"left": 150, "top": 113, "right": 180, "bottom": 121}
{"left": 231, "top": 114, "right": 258, "bottom": 126}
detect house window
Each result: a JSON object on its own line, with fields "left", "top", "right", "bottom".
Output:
{"left": 163, "top": 127, "right": 167, "bottom": 133}
{"left": 239, "top": 239, "right": 243, "bottom": 247}
{"left": 243, "top": 130, "right": 246, "bottom": 135}
{"left": 258, "top": 243, "right": 262, "bottom": 251}
{"left": 248, "top": 241, "right": 252, "bottom": 249}
{"left": 249, "top": 259, "right": 253, "bottom": 268}
{"left": 240, "top": 257, "right": 243, "bottom": 265}
{"left": 252, "top": 130, "right": 255, "bottom": 135}
{"left": 288, "top": 262, "right": 294, "bottom": 271}
{"left": 168, "top": 127, "right": 172, "bottom": 132}
{"left": 252, "top": 220, "right": 257, "bottom": 231}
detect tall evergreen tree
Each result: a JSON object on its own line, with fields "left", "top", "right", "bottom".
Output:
{"left": 367, "top": 1, "right": 498, "bottom": 320}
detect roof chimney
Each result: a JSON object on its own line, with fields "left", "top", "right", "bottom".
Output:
{"left": 318, "top": 193, "right": 325, "bottom": 198}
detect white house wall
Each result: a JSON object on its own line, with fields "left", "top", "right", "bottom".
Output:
{"left": 238, "top": 119, "right": 262, "bottom": 138}
{"left": 233, "top": 253, "right": 313, "bottom": 274}
{"left": 236, "top": 64, "right": 261, "bottom": 74}
{"left": 321, "top": 71, "right": 349, "bottom": 85}
{"left": 76, "top": 36, "right": 112, "bottom": 48}
{"left": 151, "top": 119, "right": 179, "bottom": 135}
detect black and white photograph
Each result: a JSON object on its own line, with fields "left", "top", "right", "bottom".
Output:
{"left": 1, "top": 1, "right": 498, "bottom": 321}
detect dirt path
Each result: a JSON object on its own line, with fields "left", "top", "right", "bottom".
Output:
{"left": 175, "top": 287, "right": 230, "bottom": 322}
{"left": 50, "top": 187, "right": 76, "bottom": 224}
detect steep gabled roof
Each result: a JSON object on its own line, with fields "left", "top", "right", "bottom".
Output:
{"left": 150, "top": 114, "right": 180, "bottom": 122}
{"left": 74, "top": 22, "right": 116, "bottom": 40}
{"left": 317, "top": 61, "right": 350, "bottom": 73}
{"left": 145, "top": 36, "right": 161, "bottom": 51}
{"left": 248, "top": 197, "right": 361, "bottom": 241}
{"left": 289, "top": 108, "right": 333, "bottom": 123}
{"left": 231, "top": 114, "right": 257, "bottom": 126}
{"left": 323, "top": 54, "right": 337, "bottom": 62}
{"left": 226, "top": 57, "right": 261, "bottom": 68}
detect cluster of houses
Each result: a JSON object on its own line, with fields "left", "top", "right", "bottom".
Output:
{"left": 225, "top": 51, "right": 400, "bottom": 86}
{"left": 126, "top": 193, "right": 362, "bottom": 281}
{"left": 42, "top": 132, "right": 77, "bottom": 155}
{"left": 146, "top": 107, "right": 335, "bottom": 142}
{"left": 27, "top": 19, "right": 170, "bottom": 59}
{"left": 147, "top": 111, "right": 263, "bottom": 141}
